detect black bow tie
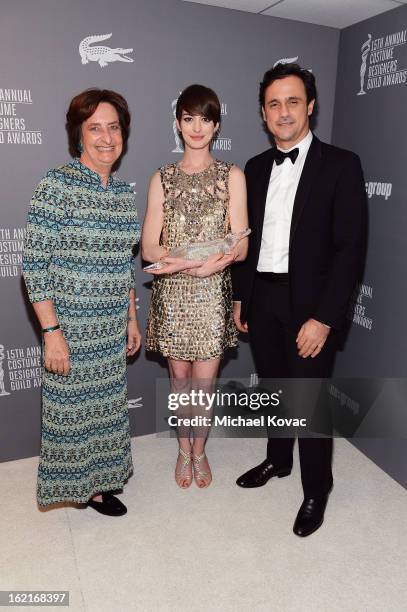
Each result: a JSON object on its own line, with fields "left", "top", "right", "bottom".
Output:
{"left": 274, "top": 148, "right": 299, "bottom": 165}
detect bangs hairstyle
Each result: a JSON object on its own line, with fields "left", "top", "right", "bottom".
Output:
{"left": 66, "top": 88, "right": 131, "bottom": 158}
{"left": 176, "top": 84, "right": 221, "bottom": 125}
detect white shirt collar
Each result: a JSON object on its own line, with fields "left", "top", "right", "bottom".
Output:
{"left": 276, "top": 130, "right": 313, "bottom": 156}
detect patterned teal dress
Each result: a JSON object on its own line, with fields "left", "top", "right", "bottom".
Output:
{"left": 22, "top": 159, "right": 140, "bottom": 506}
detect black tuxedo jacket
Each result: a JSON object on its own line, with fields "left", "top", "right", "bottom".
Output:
{"left": 232, "top": 136, "right": 367, "bottom": 330}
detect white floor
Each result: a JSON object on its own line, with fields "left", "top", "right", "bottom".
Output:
{"left": 1, "top": 436, "right": 406, "bottom": 612}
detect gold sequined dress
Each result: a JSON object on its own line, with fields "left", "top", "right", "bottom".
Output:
{"left": 146, "top": 159, "right": 238, "bottom": 361}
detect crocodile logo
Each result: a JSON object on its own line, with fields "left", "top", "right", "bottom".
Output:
{"left": 79, "top": 33, "right": 134, "bottom": 67}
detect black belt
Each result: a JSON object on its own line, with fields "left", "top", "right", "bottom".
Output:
{"left": 256, "top": 271, "right": 289, "bottom": 284}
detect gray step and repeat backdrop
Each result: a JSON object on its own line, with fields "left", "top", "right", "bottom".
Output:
{"left": 332, "top": 4, "right": 407, "bottom": 487}
{"left": 0, "top": 0, "right": 339, "bottom": 460}
{"left": 0, "top": 0, "right": 404, "bottom": 486}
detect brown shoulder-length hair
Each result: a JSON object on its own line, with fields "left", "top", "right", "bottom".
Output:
{"left": 66, "top": 88, "right": 131, "bottom": 160}
{"left": 176, "top": 84, "right": 221, "bottom": 125}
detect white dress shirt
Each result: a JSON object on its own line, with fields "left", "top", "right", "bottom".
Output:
{"left": 257, "top": 130, "right": 313, "bottom": 273}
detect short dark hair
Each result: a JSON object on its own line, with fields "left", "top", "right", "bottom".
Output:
{"left": 259, "top": 63, "right": 317, "bottom": 111}
{"left": 66, "top": 88, "right": 131, "bottom": 158}
{"left": 176, "top": 84, "right": 221, "bottom": 125}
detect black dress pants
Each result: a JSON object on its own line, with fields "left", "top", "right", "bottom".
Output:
{"left": 247, "top": 273, "right": 335, "bottom": 498}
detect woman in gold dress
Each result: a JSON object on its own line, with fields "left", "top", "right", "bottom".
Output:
{"left": 142, "top": 84, "right": 248, "bottom": 488}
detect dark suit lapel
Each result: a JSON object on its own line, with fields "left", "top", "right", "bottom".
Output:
{"left": 289, "top": 136, "right": 323, "bottom": 247}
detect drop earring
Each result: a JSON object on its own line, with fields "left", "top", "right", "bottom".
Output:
{"left": 78, "top": 142, "right": 83, "bottom": 154}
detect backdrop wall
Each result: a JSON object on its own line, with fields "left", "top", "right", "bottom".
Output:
{"left": 1, "top": 0, "right": 404, "bottom": 488}
{"left": 0, "top": 0, "right": 340, "bottom": 461}
{"left": 332, "top": 4, "right": 407, "bottom": 487}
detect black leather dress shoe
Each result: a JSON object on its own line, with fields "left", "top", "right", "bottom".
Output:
{"left": 293, "top": 496, "right": 329, "bottom": 537}
{"left": 236, "top": 458, "right": 291, "bottom": 488}
{"left": 87, "top": 492, "right": 127, "bottom": 516}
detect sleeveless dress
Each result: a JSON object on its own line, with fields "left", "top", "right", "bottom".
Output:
{"left": 146, "top": 159, "right": 238, "bottom": 361}
{"left": 22, "top": 159, "right": 140, "bottom": 506}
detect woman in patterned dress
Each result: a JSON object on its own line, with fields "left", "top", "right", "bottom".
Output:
{"left": 22, "top": 89, "right": 141, "bottom": 515}
{"left": 142, "top": 84, "right": 248, "bottom": 488}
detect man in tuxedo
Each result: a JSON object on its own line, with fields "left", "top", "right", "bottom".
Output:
{"left": 232, "top": 63, "right": 367, "bottom": 537}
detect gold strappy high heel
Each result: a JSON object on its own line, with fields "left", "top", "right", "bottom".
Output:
{"left": 175, "top": 448, "right": 193, "bottom": 488}
{"left": 192, "top": 451, "right": 212, "bottom": 488}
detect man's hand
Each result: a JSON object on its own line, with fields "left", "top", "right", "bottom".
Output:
{"left": 233, "top": 301, "right": 248, "bottom": 333}
{"left": 296, "top": 318, "right": 330, "bottom": 358}
{"left": 44, "top": 331, "right": 70, "bottom": 376}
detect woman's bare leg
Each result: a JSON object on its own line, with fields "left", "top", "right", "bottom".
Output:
{"left": 168, "top": 358, "right": 193, "bottom": 487}
{"left": 190, "top": 358, "right": 221, "bottom": 487}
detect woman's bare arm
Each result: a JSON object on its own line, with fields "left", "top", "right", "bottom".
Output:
{"left": 141, "top": 171, "right": 167, "bottom": 263}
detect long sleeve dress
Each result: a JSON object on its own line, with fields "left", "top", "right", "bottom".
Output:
{"left": 22, "top": 158, "right": 140, "bottom": 506}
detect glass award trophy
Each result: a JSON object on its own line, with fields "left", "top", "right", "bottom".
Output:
{"left": 143, "top": 228, "right": 251, "bottom": 271}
